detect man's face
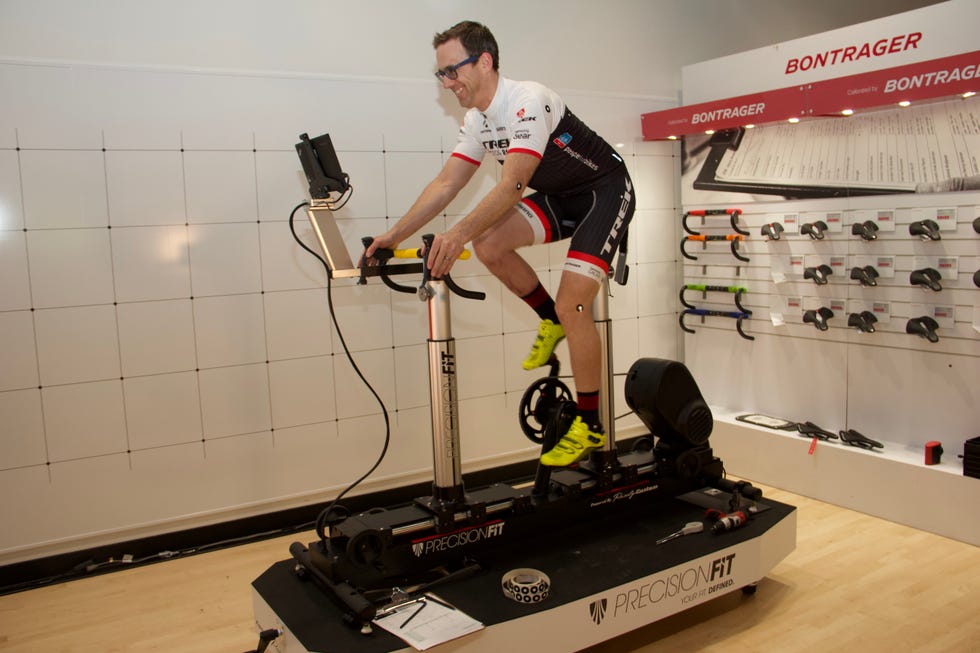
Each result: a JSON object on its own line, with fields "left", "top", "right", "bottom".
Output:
{"left": 435, "top": 38, "right": 484, "bottom": 110}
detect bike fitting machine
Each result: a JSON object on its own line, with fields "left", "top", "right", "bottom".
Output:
{"left": 276, "top": 133, "right": 788, "bottom": 640}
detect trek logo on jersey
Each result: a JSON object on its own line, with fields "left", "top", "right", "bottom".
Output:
{"left": 554, "top": 132, "right": 572, "bottom": 148}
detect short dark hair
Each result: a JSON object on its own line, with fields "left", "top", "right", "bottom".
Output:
{"left": 433, "top": 20, "right": 499, "bottom": 70}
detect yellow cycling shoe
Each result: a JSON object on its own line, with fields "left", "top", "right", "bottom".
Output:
{"left": 522, "top": 319, "right": 565, "bottom": 370}
{"left": 540, "top": 417, "right": 605, "bottom": 467}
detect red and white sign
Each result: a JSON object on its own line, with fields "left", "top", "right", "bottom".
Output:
{"left": 642, "top": 50, "right": 980, "bottom": 140}
{"left": 641, "top": 1, "right": 980, "bottom": 140}
{"left": 682, "top": 0, "right": 978, "bottom": 104}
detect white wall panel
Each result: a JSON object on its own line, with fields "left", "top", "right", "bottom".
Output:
{"left": 268, "top": 355, "right": 336, "bottom": 429}
{"left": 384, "top": 150, "right": 445, "bottom": 217}
{"left": 333, "top": 348, "right": 397, "bottom": 420}
{"left": 456, "top": 335, "right": 506, "bottom": 401}
{"left": 188, "top": 222, "right": 262, "bottom": 296}
{"left": 0, "top": 231, "right": 31, "bottom": 311}
{"left": 269, "top": 421, "right": 341, "bottom": 497}
{"left": 184, "top": 150, "right": 257, "bottom": 223}
{"left": 257, "top": 220, "right": 326, "bottom": 292}
{"left": 263, "top": 289, "right": 334, "bottom": 361}
{"left": 110, "top": 225, "right": 192, "bottom": 302}
{"left": 0, "top": 389, "right": 46, "bottom": 469}
{"left": 20, "top": 150, "right": 108, "bottom": 228}
{"left": 106, "top": 150, "right": 186, "bottom": 226}
{"left": 0, "top": 311, "right": 39, "bottom": 392}
{"left": 393, "top": 343, "right": 429, "bottom": 411}
{"left": 26, "top": 229, "right": 115, "bottom": 308}
{"left": 0, "top": 149, "right": 24, "bottom": 230}
{"left": 193, "top": 293, "right": 268, "bottom": 368}
{"left": 34, "top": 305, "right": 120, "bottom": 386}
{"left": 116, "top": 300, "right": 197, "bottom": 377}
{"left": 123, "top": 372, "right": 203, "bottom": 450}
{"left": 42, "top": 380, "right": 128, "bottom": 461}
{"left": 198, "top": 364, "right": 272, "bottom": 438}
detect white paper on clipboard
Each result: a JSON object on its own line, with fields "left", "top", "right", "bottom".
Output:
{"left": 372, "top": 594, "right": 484, "bottom": 651}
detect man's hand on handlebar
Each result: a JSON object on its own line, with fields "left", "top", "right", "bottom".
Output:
{"left": 361, "top": 232, "right": 399, "bottom": 267}
{"left": 427, "top": 231, "right": 467, "bottom": 278}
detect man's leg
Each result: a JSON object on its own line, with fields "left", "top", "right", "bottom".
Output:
{"left": 471, "top": 210, "right": 537, "bottom": 296}
{"left": 554, "top": 272, "right": 602, "bottom": 401}
{"left": 472, "top": 211, "right": 567, "bottom": 368}
{"left": 538, "top": 272, "right": 607, "bottom": 467}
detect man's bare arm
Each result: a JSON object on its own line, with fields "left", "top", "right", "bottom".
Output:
{"left": 365, "top": 156, "right": 479, "bottom": 259}
{"left": 427, "top": 151, "right": 540, "bottom": 273}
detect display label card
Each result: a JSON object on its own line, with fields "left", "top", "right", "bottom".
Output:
{"left": 784, "top": 296, "right": 802, "bottom": 313}
{"left": 931, "top": 305, "right": 956, "bottom": 328}
{"left": 828, "top": 255, "right": 847, "bottom": 274}
{"left": 935, "top": 207, "right": 957, "bottom": 231}
{"left": 875, "top": 256, "right": 896, "bottom": 278}
{"left": 770, "top": 311, "right": 785, "bottom": 327}
{"left": 936, "top": 256, "right": 958, "bottom": 280}
{"left": 876, "top": 210, "right": 896, "bottom": 232}
{"left": 910, "top": 303, "right": 955, "bottom": 329}
{"left": 788, "top": 255, "right": 805, "bottom": 275}
{"left": 824, "top": 211, "right": 843, "bottom": 233}
{"left": 781, "top": 213, "right": 799, "bottom": 233}
{"left": 871, "top": 301, "right": 892, "bottom": 322}
{"left": 829, "top": 298, "right": 847, "bottom": 313}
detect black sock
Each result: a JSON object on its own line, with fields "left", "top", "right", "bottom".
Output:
{"left": 521, "top": 283, "right": 559, "bottom": 323}
{"left": 576, "top": 391, "right": 602, "bottom": 433}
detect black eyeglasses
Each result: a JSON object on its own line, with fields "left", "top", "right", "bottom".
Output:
{"left": 434, "top": 54, "right": 480, "bottom": 81}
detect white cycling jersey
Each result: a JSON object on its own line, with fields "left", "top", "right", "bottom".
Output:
{"left": 451, "top": 76, "right": 624, "bottom": 194}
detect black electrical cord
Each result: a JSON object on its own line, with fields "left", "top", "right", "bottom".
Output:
{"left": 286, "top": 201, "right": 392, "bottom": 543}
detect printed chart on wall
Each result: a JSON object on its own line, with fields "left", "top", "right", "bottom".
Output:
{"left": 682, "top": 95, "right": 980, "bottom": 204}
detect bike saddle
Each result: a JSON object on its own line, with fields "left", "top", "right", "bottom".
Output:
{"left": 851, "top": 220, "right": 879, "bottom": 241}
{"left": 909, "top": 267, "right": 942, "bottom": 291}
{"left": 847, "top": 311, "right": 877, "bottom": 333}
{"left": 804, "top": 264, "right": 833, "bottom": 285}
{"left": 761, "top": 222, "right": 784, "bottom": 241}
{"left": 849, "top": 265, "right": 879, "bottom": 286}
{"left": 803, "top": 307, "right": 834, "bottom": 331}
{"left": 796, "top": 421, "right": 838, "bottom": 441}
{"left": 838, "top": 428, "right": 884, "bottom": 450}
{"left": 909, "top": 219, "right": 941, "bottom": 241}
{"left": 801, "top": 220, "right": 828, "bottom": 240}
{"left": 906, "top": 316, "right": 940, "bottom": 343}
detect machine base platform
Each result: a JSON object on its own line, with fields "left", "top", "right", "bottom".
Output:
{"left": 252, "top": 492, "right": 796, "bottom": 652}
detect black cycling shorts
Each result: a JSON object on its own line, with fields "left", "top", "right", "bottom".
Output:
{"left": 514, "top": 166, "right": 635, "bottom": 283}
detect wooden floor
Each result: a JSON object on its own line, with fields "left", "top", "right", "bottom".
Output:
{"left": 1, "top": 482, "right": 978, "bottom": 653}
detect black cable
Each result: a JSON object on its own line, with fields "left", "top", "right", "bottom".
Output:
{"left": 287, "top": 201, "right": 391, "bottom": 543}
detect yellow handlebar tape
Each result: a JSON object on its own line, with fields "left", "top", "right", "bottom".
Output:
{"left": 392, "top": 248, "right": 471, "bottom": 260}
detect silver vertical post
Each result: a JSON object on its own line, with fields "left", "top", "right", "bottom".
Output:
{"left": 425, "top": 279, "right": 464, "bottom": 502}
{"left": 593, "top": 275, "right": 615, "bottom": 451}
